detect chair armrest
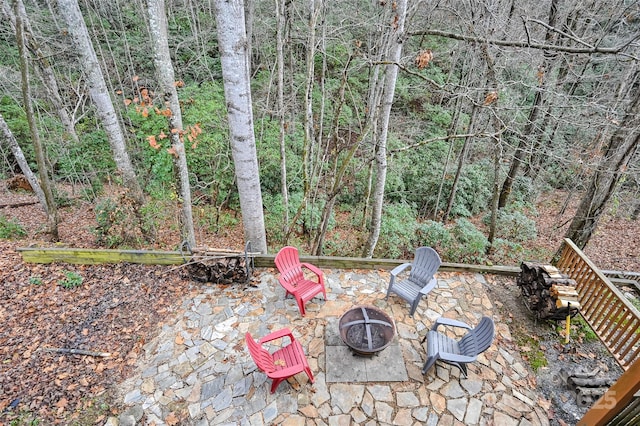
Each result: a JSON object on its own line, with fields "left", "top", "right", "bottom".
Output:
{"left": 259, "top": 328, "right": 294, "bottom": 344}
{"left": 390, "top": 262, "right": 412, "bottom": 277}
{"left": 419, "top": 277, "right": 437, "bottom": 295}
{"left": 300, "top": 262, "right": 323, "bottom": 278}
{"left": 278, "top": 276, "right": 298, "bottom": 293}
{"left": 438, "top": 352, "right": 477, "bottom": 364}
{"left": 432, "top": 317, "right": 472, "bottom": 331}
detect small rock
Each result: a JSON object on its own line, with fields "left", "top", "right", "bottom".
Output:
{"left": 118, "top": 414, "right": 136, "bottom": 426}
{"left": 103, "top": 417, "right": 118, "bottom": 426}
{"left": 123, "top": 405, "right": 144, "bottom": 422}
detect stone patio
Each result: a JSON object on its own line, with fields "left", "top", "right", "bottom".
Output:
{"left": 113, "top": 268, "right": 551, "bottom": 425}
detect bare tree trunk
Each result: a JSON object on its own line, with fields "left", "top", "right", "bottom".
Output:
{"left": 0, "top": 113, "right": 46, "bottom": 207}
{"left": 56, "top": 0, "right": 144, "bottom": 206}
{"left": 147, "top": 0, "right": 196, "bottom": 249}
{"left": 442, "top": 105, "right": 478, "bottom": 224}
{"left": 213, "top": 0, "right": 267, "bottom": 253}
{"left": 497, "top": 0, "right": 559, "bottom": 209}
{"left": 432, "top": 51, "right": 472, "bottom": 220}
{"left": 487, "top": 142, "right": 502, "bottom": 247}
{"left": 362, "top": 0, "right": 407, "bottom": 258}
{"left": 284, "top": 0, "right": 322, "bottom": 243}
{"left": 311, "top": 56, "right": 353, "bottom": 255}
{"left": 2, "top": 0, "right": 79, "bottom": 144}
{"left": 15, "top": 0, "right": 58, "bottom": 240}
{"left": 275, "top": 0, "right": 289, "bottom": 240}
{"left": 564, "top": 88, "right": 640, "bottom": 250}
{"left": 302, "top": 0, "right": 321, "bottom": 232}
{"left": 244, "top": 0, "right": 254, "bottom": 70}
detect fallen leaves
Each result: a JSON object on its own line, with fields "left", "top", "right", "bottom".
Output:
{"left": 0, "top": 243, "right": 192, "bottom": 424}
{"left": 165, "top": 412, "right": 180, "bottom": 426}
{"left": 175, "top": 334, "right": 185, "bottom": 345}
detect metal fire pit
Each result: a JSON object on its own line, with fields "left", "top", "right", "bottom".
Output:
{"left": 339, "top": 305, "right": 395, "bottom": 356}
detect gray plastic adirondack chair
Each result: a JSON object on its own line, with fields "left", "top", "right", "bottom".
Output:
{"left": 385, "top": 247, "right": 441, "bottom": 317}
{"left": 421, "top": 316, "right": 495, "bottom": 377}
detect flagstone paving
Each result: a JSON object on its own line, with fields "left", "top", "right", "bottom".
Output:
{"left": 112, "top": 269, "right": 551, "bottom": 425}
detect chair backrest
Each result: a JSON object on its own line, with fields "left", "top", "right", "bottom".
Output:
{"left": 275, "top": 246, "right": 304, "bottom": 285}
{"left": 458, "top": 316, "right": 495, "bottom": 357}
{"left": 245, "top": 333, "right": 276, "bottom": 373}
{"left": 409, "top": 247, "right": 441, "bottom": 284}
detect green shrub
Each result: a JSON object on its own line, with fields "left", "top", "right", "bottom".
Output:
{"left": 29, "top": 276, "right": 43, "bottom": 285}
{"left": 59, "top": 271, "right": 83, "bottom": 289}
{"left": 196, "top": 204, "right": 239, "bottom": 235}
{"left": 54, "top": 189, "right": 75, "bottom": 208}
{"left": 0, "top": 214, "right": 27, "bottom": 239}
{"left": 447, "top": 218, "right": 489, "bottom": 263}
{"left": 4, "top": 408, "right": 41, "bottom": 426}
{"left": 488, "top": 238, "right": 525, "bottom": 264}
{"left": 375, "top": 203, "right": 418, "bottom": 258}
{"left": 263, "top": 192, "right": 326, "bottom": 247}
{"left": 55, "top": 129, "right": 115, "bottom": 184}
{"left": 94, "top": 195, "right": 155, "bottom": 248}
{"left": 416, "top": 220, "right": 453, "bottom": 253}
{"left": 94, "top": 197, "right": 125, "bottom": 247}
{"left": 483, "top": 206, "right": 537, "bottom": 243}
{"left": 29, "top": 275, "right": 42, "bottom": 285}
{"left": 448, "top": 162, "right": 493, "bottom": 218}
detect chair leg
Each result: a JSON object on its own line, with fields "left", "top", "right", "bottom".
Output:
{"left": 409, "top": 299, "right": 419, "bottom": 317}
{"left": 270, "top": 377, "right": 285, "bottom": 393}
{"left": 305, "top": 367, "right": 315, "bottom": 383}
{"left": 385, "top": 286, "right": 393, "bottom": 300}
{"left": 422, "top": 355, "right": 438, "bottom": 374}
{"left": 457, "top": 363, "right": 468, "bottom": 378}
{"left": 296, "top": 297, "right": 306, "bottom": 316}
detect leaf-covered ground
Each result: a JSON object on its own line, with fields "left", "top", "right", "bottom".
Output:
{"left": 0, "top": 242, "right": 197, "bottom": 424}
{"left": 0, "top": 182, "right": 638, "bottom": 424}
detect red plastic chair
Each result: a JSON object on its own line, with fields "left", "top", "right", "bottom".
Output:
{"left": 274, "top": 246, "right": 326, "bottom": 316}
{"left": 245, "top": 328, "right": 315, "bottom": 393}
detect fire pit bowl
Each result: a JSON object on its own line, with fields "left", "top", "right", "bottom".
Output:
{"left": 339, "top": 305, "right": 396, "bottom": 356}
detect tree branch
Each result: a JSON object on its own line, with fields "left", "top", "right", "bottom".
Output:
{"left": 409, "top": 29, "right": 640, "bottom": 59}
{"left": 389, "top": 129, "right": 506, "bottom": 154}
{"left": 40, "top": 347, "right": 111, "bottom": 357}
{"left": 523, "top": 17, "right": 595, "bottom": 49}
{"left": 369, "top": 60, "right": 443, "bottom": 89}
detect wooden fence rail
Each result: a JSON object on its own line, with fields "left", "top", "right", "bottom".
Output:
{"left": 555, "top": 238, "right": 640, "bottom": 370}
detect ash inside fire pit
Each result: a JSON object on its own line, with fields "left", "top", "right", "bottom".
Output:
{"left": 339, "top": 305, "right": 395, "bottom": 356}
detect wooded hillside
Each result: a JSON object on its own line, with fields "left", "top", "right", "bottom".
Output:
{"left": 0, "top": 0, "right": 639, "bottom": 269}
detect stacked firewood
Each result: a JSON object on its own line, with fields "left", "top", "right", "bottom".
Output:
{"left": 184, "top": 247, "right": 256, "bottom": 285}
{"left": 560, "top": 367, "right": 615, "bottom": 408}
{"left": 517, "top": 262, "right": 580, "bottom": 320}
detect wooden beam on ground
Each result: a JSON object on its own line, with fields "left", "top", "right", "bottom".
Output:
{"left": 17, "top": 247, "right": 190, "bottom": 265}
{"left": 16, "top": 247, "right": 521, "bottom": 276}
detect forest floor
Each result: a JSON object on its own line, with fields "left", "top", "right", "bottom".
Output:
{"left": 0, "top": 182, "right": 639, "bottom": 425}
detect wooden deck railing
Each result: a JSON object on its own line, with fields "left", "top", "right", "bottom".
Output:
{"left": 555, "top": 238, "right": 640, "bottom": 370}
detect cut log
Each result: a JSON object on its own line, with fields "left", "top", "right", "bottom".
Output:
{"left": 184, "top": 256, "right": 251, "bottom": 284}
{"left": 550, "top": 285, "right": 580, "bottom": 297}
{"left": 576, "top": 387, "right": 608, "bottom": 407}
{"left": 568, "top": 377, "right": 615, "bottom": 389}
{"left": 518, "top": 262, "right": 580, "bottom": 320}
{"left": 556, "top": 299, "right": 582, "bottom": 309}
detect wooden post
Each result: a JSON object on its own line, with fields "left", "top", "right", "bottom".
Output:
{"left": 577, "top": 358, "right": 640, "bottom": 426}
{"left": 565, "top": 304, "right": 571, "bottom": 344}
